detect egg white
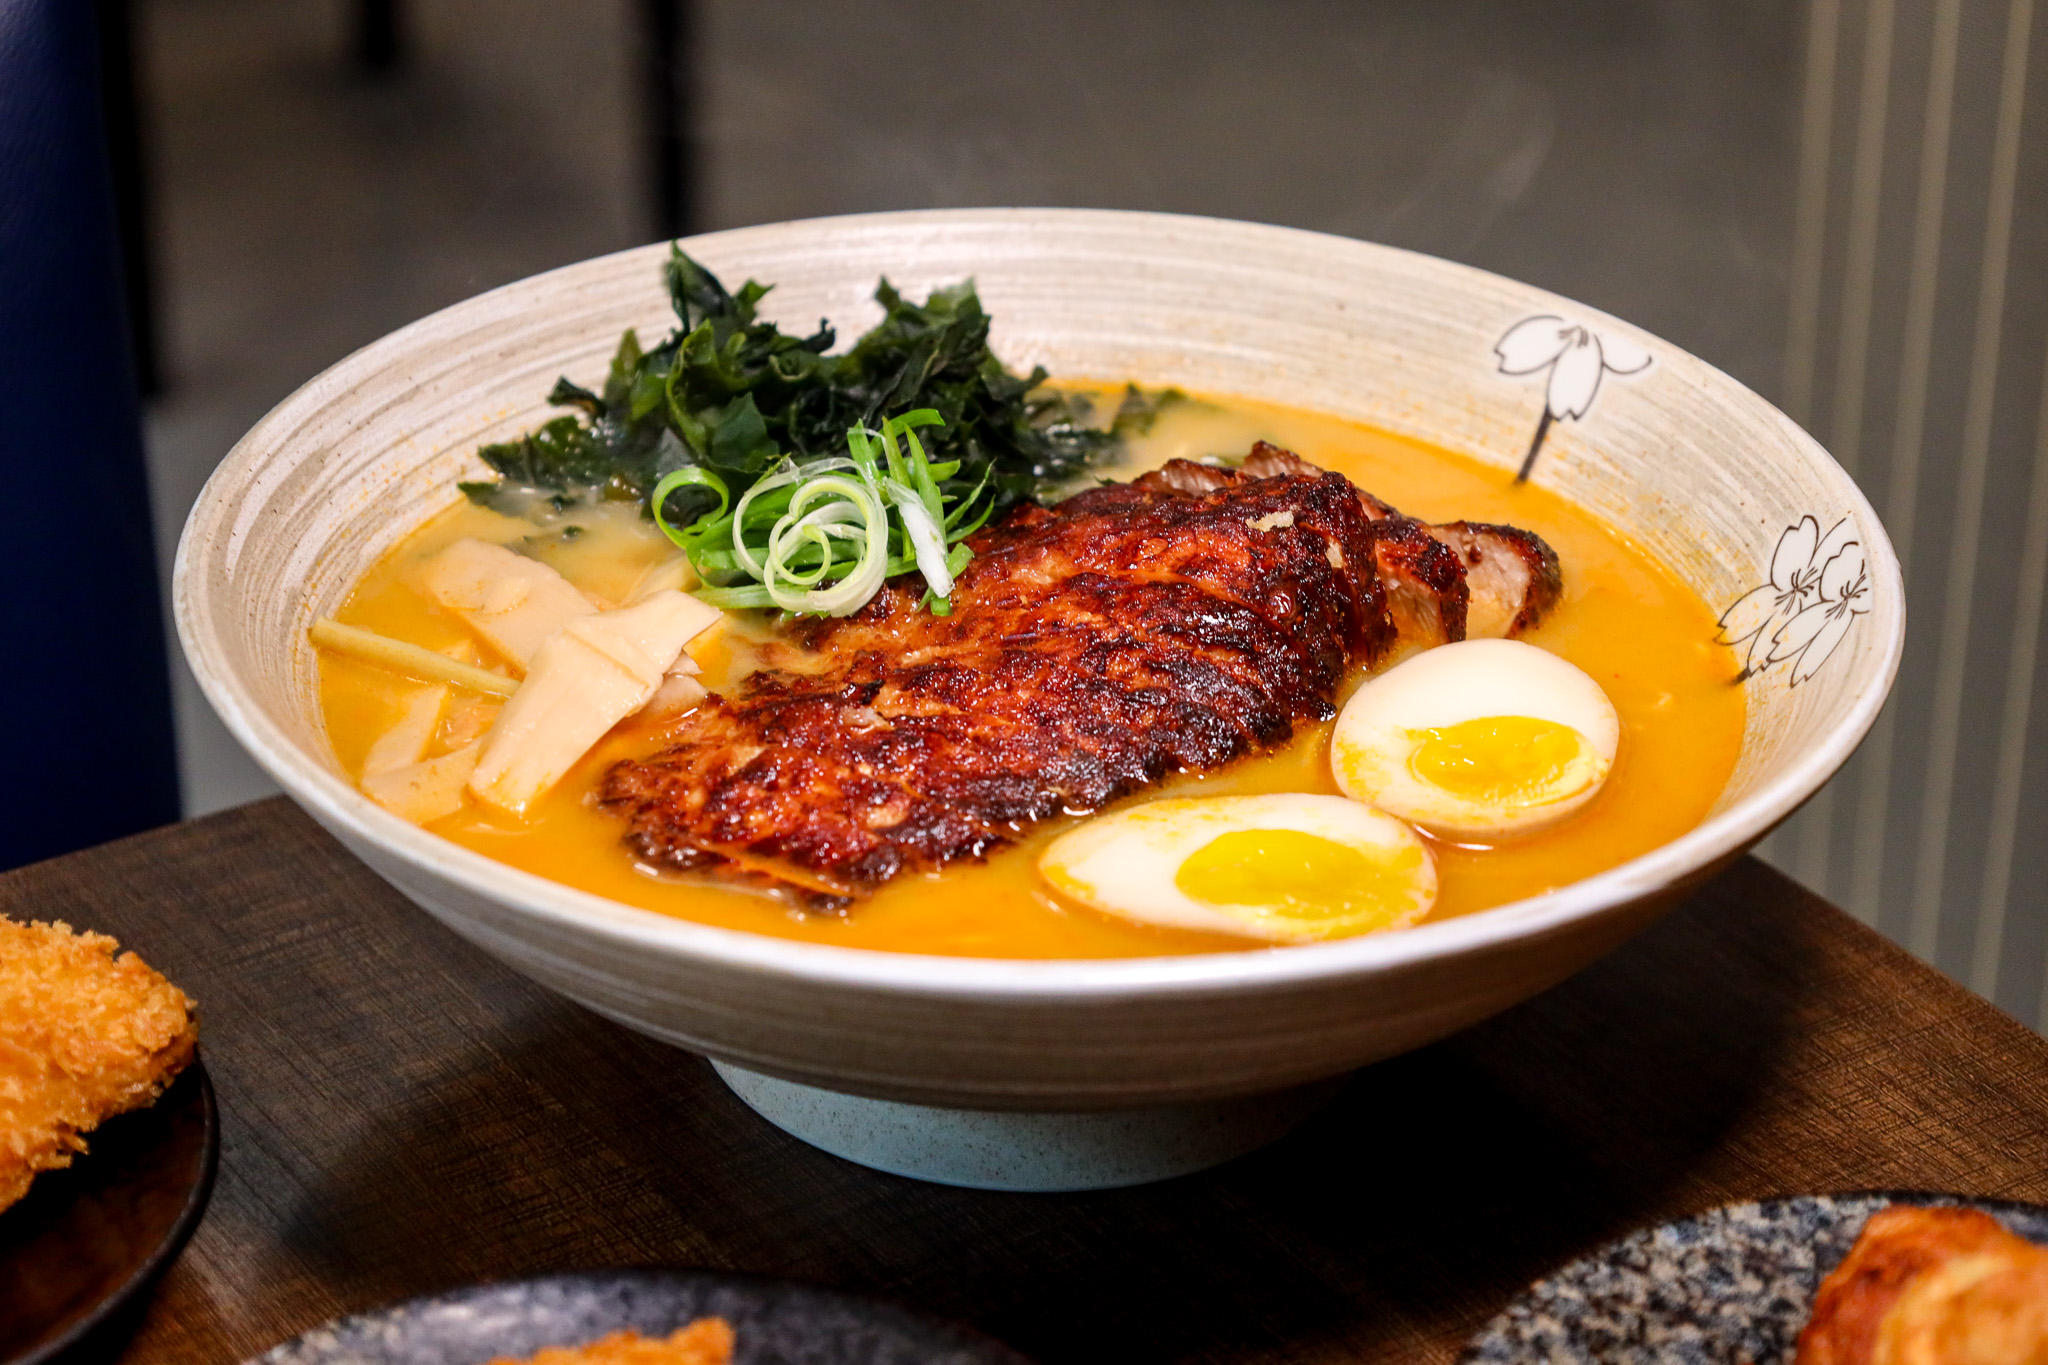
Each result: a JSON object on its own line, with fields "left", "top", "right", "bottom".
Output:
{"left": 1037, "top": 793, "right": 1437, "bottom": 943}
{"left": 1331, "top": 638, "right": 1620, "bottom": 840}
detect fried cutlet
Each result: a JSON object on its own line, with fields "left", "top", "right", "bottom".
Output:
{"left": 0, "top": 917, "right": 198, "bottom": 1212}
{"left": 489, "top": 1319, "right": 735, "bottom": 1365}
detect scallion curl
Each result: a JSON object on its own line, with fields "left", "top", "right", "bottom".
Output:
{"left": 657, "top": 409, "right": 990, "bottom": 617}
{"left": 650, "top": 466, "right": 729, "bottom": 544}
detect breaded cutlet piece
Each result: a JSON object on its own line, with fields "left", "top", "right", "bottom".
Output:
{"left": 0, "top": 917, "right": 198, "bottom": 1212}
{"left": 489, "top": 1319, "right": 735, "bottom": 1365}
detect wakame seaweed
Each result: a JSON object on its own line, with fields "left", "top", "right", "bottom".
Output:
{"left": 462, "top": 247, "right": 1117, "bottom": 527}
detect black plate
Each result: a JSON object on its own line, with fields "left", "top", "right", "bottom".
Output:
{"left": 250, "top": 1271, "right": 1034, "bottom": 1365}
{"left": 0, "top": 1060, "right": 219, "bottom": 1365}
{"left": 1459, "top": 1191, "right": 2048, "bottom": 1365}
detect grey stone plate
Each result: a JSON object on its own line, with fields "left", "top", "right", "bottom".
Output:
{"left": 1459, "top": 1192, "right": 2048, "bottom": 1365}
{"left": 249, "top": 1272, "right": 1034, "bottom": 1365}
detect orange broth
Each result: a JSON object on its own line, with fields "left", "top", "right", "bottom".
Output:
{"left": 318, "top": 390, "right": 1745, "bottom": 958}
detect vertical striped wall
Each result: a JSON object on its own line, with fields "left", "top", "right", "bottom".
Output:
{"left": 1763, "top": 0, "right": 2048, "bottom": 1024}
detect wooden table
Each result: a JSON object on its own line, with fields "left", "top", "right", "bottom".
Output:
{"left": 18, "top": 797, "right": 2048, "bottom": 1365}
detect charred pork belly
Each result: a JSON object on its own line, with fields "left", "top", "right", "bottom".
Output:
{"left": 599, "top": 448, "right": 1560, "bottom": 902}
{"left": 1235, "top": 442, "right": 1562, "bottom": 644}
{"left": 1137, "top": 444, "right": 1561, "bottom": 645}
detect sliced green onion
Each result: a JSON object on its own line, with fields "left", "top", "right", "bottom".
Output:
{"left": 651, "top": 466, "right": 729, "bottom": 546}
{"left": 663, "top": 409, "right": 985, "bottom": 617}
{"left": 884, "top": 476, "right": 956, "bottom": 598}
{"left": 766, "top": 472, "right": 889, "bottom": 615}
{"left": 945, "top": 464, "right": 996, "bottom": 538}
{"left": 729, "top": 460, "right": 806, "bottom": 582}
{"left": 693, "top": 583, "right": 776, "bottom": 609}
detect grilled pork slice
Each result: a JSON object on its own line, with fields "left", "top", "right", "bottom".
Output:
{"left": 599, "top": 449, "right": 1563, "bottom": 903}
{"left": 1240, "top": 442, "right": 1562, "bottom": 642}
{"left": 1137, "top": 445, "right": 1560, "bottom": 645}
{"left": 602, "top": 463, "right": 1388, "bottom": 902}
{"left": 1432, "top": 521, "right": 1559, "bottom": 638}
{"left": 1234, "top": 444, "right": 1471, "bottom": 645}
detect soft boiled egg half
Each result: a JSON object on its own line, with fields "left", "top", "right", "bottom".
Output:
{"left": 1330, "top": 637, "right": 1620, "bottom": 841}
{"left": 1037, "top": 793, "right": 1437, "bottom": 943}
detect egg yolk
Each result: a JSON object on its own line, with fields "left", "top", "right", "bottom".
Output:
{"left": 1174, "top": 828, "right": 1423, "bottom": 934}
{"left": 1408, "top": 715, "right": 1594, "bottom": 805}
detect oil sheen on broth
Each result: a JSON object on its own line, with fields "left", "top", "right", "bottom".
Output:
{"left": 319, "top": 390, "right": 1746, "bottom": 959}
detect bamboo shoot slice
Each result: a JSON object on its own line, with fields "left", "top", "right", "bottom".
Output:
{"left": 468, "top": 591, "right": 722, "bottom": 816}
{"left": 362, "top": 740, "right": 482, "bottom": 824}
{"left": 637, "top": 670, "right": 710, "bottom": 723}
{"left": 683, "top": 613, "right": 729, "bottom": 670}
{"left": 420, "top": 538, "right": 596, "bottom": 669}
{"left": 361, "top": 685, "right": 449, "bottom": 777}
{"left": 628, "top": 554, "right": 698, "bottom": 603}
{"left": 439, "top": 694, "right": 501, "bottom": 750}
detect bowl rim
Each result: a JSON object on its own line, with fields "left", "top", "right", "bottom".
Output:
{"left": 173, "top": 206, "right": 1905, "bottom": 999}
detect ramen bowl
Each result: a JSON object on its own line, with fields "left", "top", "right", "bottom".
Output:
{"left": 175, "top": 209, "right": 1902, "bottom": 1190}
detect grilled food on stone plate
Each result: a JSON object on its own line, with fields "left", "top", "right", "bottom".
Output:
{"left": 1799, "top": 1204, "right": 2048, "bottom": 1365}
{"left": 486, "top": 1318, "right": 733, "bottom": 1365}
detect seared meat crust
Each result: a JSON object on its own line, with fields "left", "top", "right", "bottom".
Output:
{"left": 600, "top": 445, "right": 1564, "bottom": 901}
{"left": 1370, "top": 518, "right": 1468, "bottom": 648}
{"left": 1197, "top": 443, "right": 1561, "bottom": 642}
{"left": 1424, "top": 520, "right": 1562, "bottom": 638}
{"left": 601, "top": 462, "right": 1387, "bottom": 899}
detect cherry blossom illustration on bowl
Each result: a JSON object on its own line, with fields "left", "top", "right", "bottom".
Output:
{"left": 1717, "top": 515, "right": 1873, "bottom": 686}
{"left": 1495, "top": 316, "right": 1653, "bottom": 482}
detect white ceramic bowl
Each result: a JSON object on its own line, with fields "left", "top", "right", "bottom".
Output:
{"left": 175, "top": 209, "right": 1902, "bottom": 1119}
